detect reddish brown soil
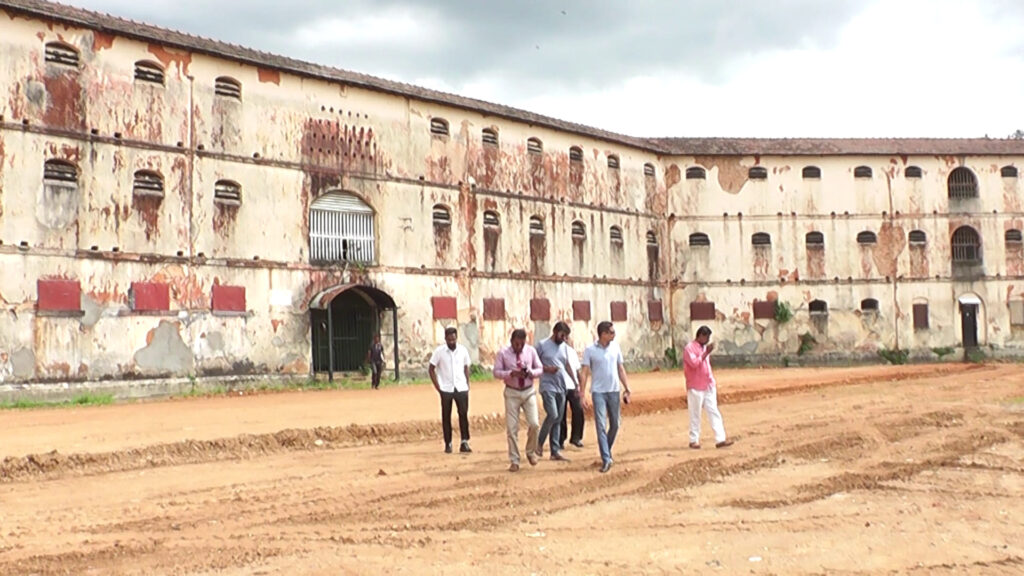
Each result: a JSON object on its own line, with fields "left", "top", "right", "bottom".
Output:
{"left": 0, "top": 363, "right": 1022, "bottom": 575}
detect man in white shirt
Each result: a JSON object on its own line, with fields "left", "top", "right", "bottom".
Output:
{"left": 559, "top": 335, "right": 585, "bottom": 449}
{"left": 429, "top": 326, "right": 473, "bottom": 454}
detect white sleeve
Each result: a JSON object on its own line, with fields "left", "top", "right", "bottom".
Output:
{"left": 429, "top": 347, "right": 441, "bottom": 367}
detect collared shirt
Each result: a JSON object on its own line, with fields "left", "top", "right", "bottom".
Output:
{"left": 563, "top": 346, "right": 581, "bottom": 390}
{"left": 429, "top": 343, "right": 471, "bottom": 393}
{"left": 536, "top": 337, "right": 570, "bottom": 394}
{"left": 683, "top": 340, "right": 715, "bottom": 391}
{"left": 582, "top": 340, "right": 623, "bottom": 394}
{"left": 369, "top": 342, "right": 384, "bottom": 363}
{"left": 493, "top": 344, "right": 543, "bottom": 390}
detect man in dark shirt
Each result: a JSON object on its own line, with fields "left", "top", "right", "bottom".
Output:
{"left": 367, "top": 334, "right": 385, "bottom": 389}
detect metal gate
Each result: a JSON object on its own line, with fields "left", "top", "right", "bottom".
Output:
{"left": 311, "top": 290, "right": 378, "bottom": 372}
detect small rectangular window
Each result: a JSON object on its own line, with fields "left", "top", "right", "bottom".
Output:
{"left": 134, "top": 61, "right": 165, "bottom": 84}
{"left": 482, "top": 298, "right": 505, "bottom": 321}
{"left": 214, "top": 180, "right": 241, "bottom": 205}
{"left": 690, "top": 301, "right": 716, "bottom": 321}
{"left": 610, "top": 301, "right": 627, "bottom": 322}
{"left": 572, "top": 300, "right": 591, "bottom": 321}
{"left": 569, "top": 146, "right": 583, "bottom": 163}
{"left": 431, "top": 296, "right": 457, "bottom": 320}
{"left": 752, "top": 300, "right": 775, "bottom": 320}
{"left": 430, "top": 118, "right": 449, "bottom": 137}
{"left": 748, "top": 167, "right": 768, "bottom": 180}
{"left": 527, "top": 138, "right": 543, "bottom": 155}
{"left": 686, "top": 167, "right": 706, "bottom": 180}
{"left": 643, "top": 163, "right": 656, "bottom": 177}
{"left": 214, "top": 77, "right": 242, "bottom": 100}
{"left": 607, "top": 155, "right": 620, "bottom": 170}
{"left": 44, "top": 42, "right": 79, "bottom": 67}
{"left": 913, "top": 303, "right": 929, "bottom": 330}
{"left": 482, "top": 128, "right": 498, "bottom": 147}
{"left": 905, "top": 166, "right": 923, "bottom": 178}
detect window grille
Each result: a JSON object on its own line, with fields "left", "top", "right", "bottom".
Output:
{"left": 309, "top": 193, "right": 375, "bottom": 264}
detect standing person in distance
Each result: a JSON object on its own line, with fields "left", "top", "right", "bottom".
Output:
{"left": 367, "top": 333, "right": 385, "bottom": 390}
{"left": 535, "top": 321, "right": 574, "bottom": 462}
{"left": 579, "top": 321, "right": 631, "bottom": 473}
{"left": 493, "top": 328, "right": 544, "bottom": 472}
{"left": 428, "top": 326, "right": 473, "bottom": 454}
{"left": 560, "top": 334, "right": 585, "bottom": 449}
{"left": 683, "top": 325, "right": 734, "bottom": 450}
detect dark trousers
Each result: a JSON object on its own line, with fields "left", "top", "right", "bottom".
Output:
{"left": 560, "top": 388, "right": 585, "bottom": 445}
{"left": 370, "top": 361, "right": 384, "bottom": 388}
{"left": 440, "top": 390, "right": 470, "bottom": 446}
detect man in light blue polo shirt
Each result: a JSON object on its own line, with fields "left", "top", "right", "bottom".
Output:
{"left": 580, "top": 321, "right": 632, "bottom": 473}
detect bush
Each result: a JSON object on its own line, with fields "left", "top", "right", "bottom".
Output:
{"left": 966, "top": 348, "right": 987, "bottom": 364}
{"left": 878, "top": 347, "right": 909, "bottom": 365}
{"left": 774, "top": 301, "right": 793, "bottom": 324}
{"left": 797, "top": 332, "right": 816, "bottom": 356}
{"left": 931, "top": 346, "right": 955, "bottom": 359}
{"left": 664, "top": 347, "right": 679, "bottom": 368}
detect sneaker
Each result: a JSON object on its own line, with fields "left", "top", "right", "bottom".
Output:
{"left": 550, "top": 452, "right": 570, "bottom": 462}
{"left": 444, "top": 443, "right": 453, "bottom": 454}
{"left": 715, "top": 440, "right": 734, "bottom": 449}
{"left": 600, "top": 461, "right": 613, "bottom": 473}
{"left": 460, "top": 442, "right": 472, "bottom": 453}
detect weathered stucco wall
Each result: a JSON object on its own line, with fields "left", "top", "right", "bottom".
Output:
{"left": 1, "top": 6, "right": 1023, "bottom": 391}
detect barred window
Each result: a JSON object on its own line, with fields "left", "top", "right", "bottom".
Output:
{"left": 44, "top": 42, "right": 79, "bottom": 67}
{"left": 482, "top": 128, "right": 498, "bottom": 147}
{"left": 854, "top": 166, "right": 873, "bottom": 178}
{"left": 909, "top": 230, "right": 927, "bottom": 245}
{"left": 951, "top": 226, "right": 981, "bottom": 263}
{"left": 44, "top": 159, "right": 78, "bottom": 183}
{"left": 748, "top": 166, "right": 768, "bottom": 180}
{"left": 1005, "top": 229, "right": 1022, "bottom": 244}
{"left": 134, "top": 61, "right": 165, "bottom": 84}
{"left": 529, "top": 215, "right": 544, "bottom": 236}
{"left": 689, "top": 232, "right": 710, "bottom": 247}
{"left": 527, "top": 138, "right": 543, "bottom": 155}
{"left": 430, "top": 118, "right": 449, "bottom": 137}
{"left": 809, "top": 300, "right": 828, "bottom": 315}
{"left": 948, "top": 167, "right": 978, "bottom": 199}
{"left": 861, "top": 298, "right": 879, "bottom": 312}
{"left": 483, "top": 210, "right": 500, "bottom": 228}
{"left": 905, "top": 166, "right": 923, "bottom": 178}
{"left": 644, "top": 163, "right": 656, "bottom": 177}
{"left": 432, "top": 204, "right": 451, "bottom": 226}
{"left": 751, "top": 232, "right": 771, "bottom": 246}
{"left": 571, "top": 221, "right": 586, "bottom": 239}
{"left": 646, "top": 230, "right": 658, "bottom": 247}
{"left": 686, "top": 167, "right": 706, "bottom": 180}
{"left": 569, "top": 146, "right": 583, "bottom": 163}
{"left": 806, "top": 231, "right": 824, "bottom": 247}
{"left": 214, "top": 76, "right": 242, "bottom": 99}
{"left": 1001, "top": 165, "right": 1018, "bottom": 178}
{"left": 309, "top": 192, "right": 375, "bottom": 264}
{"left": 610, "top": 225, "right": 623, "bottom": 245}
{"left": 607, "top": 155, "right": 620, "bottom": 169}
{"left": 213, "top": 180, "right": 241, "bottom": 205}
{"left": 802, "top": 166, "right": 821, "bottom": 179}
{"left": 857, "top": 231, "right": 877, "bottom": 245}
{"left": 133, "top": 170, "right": 164, "bottom": 197}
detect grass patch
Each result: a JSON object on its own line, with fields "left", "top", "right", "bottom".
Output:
{"left": 0, "top": 392, "right": 115, "bottom": 410}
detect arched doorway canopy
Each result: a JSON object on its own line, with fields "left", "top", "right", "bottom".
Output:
{"left": 309, "top": 284, "right": 399, "bottom": 381}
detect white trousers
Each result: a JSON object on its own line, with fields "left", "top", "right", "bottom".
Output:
{"left": 688, "top": 387, "right": 726, "bottom": 444}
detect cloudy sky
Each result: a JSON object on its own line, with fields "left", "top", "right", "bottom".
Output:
{"left": 65, "top": 0, "right": 1024, "bottom": 138}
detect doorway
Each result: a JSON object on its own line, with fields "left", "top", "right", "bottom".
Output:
{"left": 959, "top": 302, "right": 978, "bottom": 348}
{"left": 309, "top": 284, "right": 398, "bottom": 378}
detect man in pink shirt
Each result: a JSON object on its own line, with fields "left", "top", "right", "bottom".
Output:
{"left": 493, "top": 328, "right": 544, "bottom": 472}
{"left": 683, "top": 325, "right": 734, "bottom": 450}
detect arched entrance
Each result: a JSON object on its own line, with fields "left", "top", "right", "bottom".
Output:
{"left": 309, "top": 284, "right": 398, "bottom": 381}
{"left": 956, "top": 293, "right": 984, "bottom": 349}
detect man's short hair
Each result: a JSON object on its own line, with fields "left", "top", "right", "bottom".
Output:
{"left": 444, "top": 326, "right": 458, "bottom": 337}
{"left": 510, "top": 328, "right": 527, "bottom": 341}
{"left": 553, "top": 321, "right": 571, "bottom": 334}
{"left": 597, "top": 321, "right": 614, "bottom": 336}
{"left": 696, "top": 325, "right": 712, "bottom": 337}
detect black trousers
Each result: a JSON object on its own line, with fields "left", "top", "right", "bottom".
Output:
{"left": 560, "top": 388, "right": 585, "bottom": 445}
{"left": 440, "top": 390, "right": 470, "bottom": 445}
{"left": 370, "top": 361, "right": 384, "bottom": 388}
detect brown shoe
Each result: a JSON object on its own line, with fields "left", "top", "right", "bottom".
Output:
{"left": 716, "top": 440, "right": 734, "bottom": 449}
{"left": 527, "top": 453, "right": 538, "bottom": 466}
{"left": 689, "top": 442, "right": 701, "bottom": 449}
{"left": 550, "top": 452, "right": 570, "bottom": 462}
{"left": 509, "top": 463, "right": 520, "bottom": 472}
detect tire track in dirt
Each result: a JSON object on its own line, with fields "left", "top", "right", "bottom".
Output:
{"left": 0, "top": 364, "right": 988, "bottom": 484}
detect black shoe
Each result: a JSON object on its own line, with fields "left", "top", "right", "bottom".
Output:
{"left": 460, "top": 442, "right": 472, "bottom": 453}
{"left": 571, "top": 440, "right": 584, "bottom": 448}
{"left": 444, "top": 443, "right": 453, "bottom": 454}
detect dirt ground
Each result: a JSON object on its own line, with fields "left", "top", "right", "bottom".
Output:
{"left": 0, "top": 363, "right": 1022, "bottom": 575}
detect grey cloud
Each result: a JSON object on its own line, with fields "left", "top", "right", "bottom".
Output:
{"left": 66, "top": 0, "right": 867, "bottom": 90}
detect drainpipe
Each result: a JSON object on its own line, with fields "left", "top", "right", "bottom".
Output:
{"left": 186, "top": 74, "right": 195, "bottom": 260}
{"left": 392, "top": 307, "right": 400, "bottom": 381}
{"left": 327, "top": 304, "right": 334, "bottom": 383}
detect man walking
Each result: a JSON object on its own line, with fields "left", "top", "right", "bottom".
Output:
{"left": 429, "top": 326, "right": 473, "bottom": 454}
{"left": 367, "top": 333, "right": 385, "bottom": 390}
{"left": 536, "top": 321, "right": 574, "bottom": 462}
{"left": 493, "top": 328, "right": 543, "bottom": 472}
{"left": 560, "top": 335, "right": 585, "bottom": 449}
{"left": 580, "top": 321, "right": 631, "bottom": 473}
{"left": 683, "top": 325, "right": 734, "bottom": 450}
